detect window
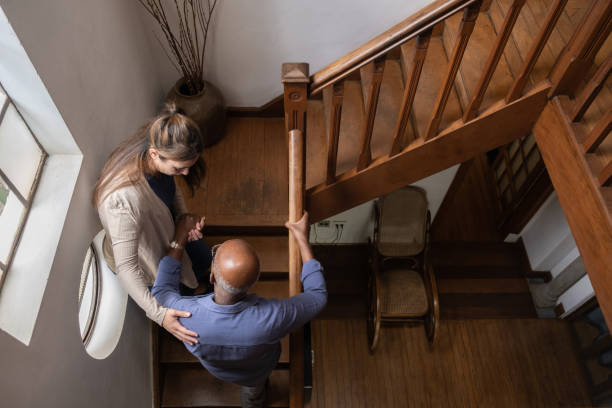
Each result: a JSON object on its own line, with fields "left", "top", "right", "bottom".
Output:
{"left": 0, "top": 84, "right": 47, "bottom": 289}
{"left": 79, "top": 244, "right": 101, "bottom": 347}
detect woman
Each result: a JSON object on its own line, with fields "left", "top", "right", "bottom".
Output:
{"left": 93, "top": 103, "right": 211, "bottom": 345}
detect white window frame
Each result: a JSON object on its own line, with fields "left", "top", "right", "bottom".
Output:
{"left": 0, "top": 89, "right": 48, "bottom": 288}
{"left": 0, "top": 6, "right": 83, "bottom": 345}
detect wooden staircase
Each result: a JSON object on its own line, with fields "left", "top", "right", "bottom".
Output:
{"left": 283, "top": 0, "right": 611, "bottom": 329}
{"left": 156, "top": 0, "right": 612, "bottom": 406}
{"left": 156, "top": 231, "right": 293, "bottom": 407}
{"left": 431, "top": 241, "right": 537, "bottom": 318}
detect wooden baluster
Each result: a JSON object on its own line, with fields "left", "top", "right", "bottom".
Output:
{"left": 571, "top": 54, "right": 612, "bottom": 122}
{"left": 424, "top": 2, "right": 481, "bottom": 141}
{"left": 600, "top": 160, "right": 612, "bottom": 187}
{"left": 505, "top": 0, "right": 567, "bottom": 103}
{"left": 464, "top": 0, "right": 526, "bottom": 121}
{"left": 583, "top": 107, "right": 612, "bottom": 153}
{"left": 282, "top": 63, "right": 309, "bottom": 408}
{"left": 357, "top": 56, "right": 386, "bottom": 171}
{"left": 282, "top": 63, "right": 310, "bottom": 135}
{"left": 326, "top": 82, "right": 344, "bottom": 184}
{"left": 549, "top": 0, "right": 612, "bottom": 97}
{"left": 389, "top": 30, "right": 431, "bottom": 156}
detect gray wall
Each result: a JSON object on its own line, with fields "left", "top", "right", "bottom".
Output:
{"left": 0, "top": 0, "right": 164, "bottom": 406}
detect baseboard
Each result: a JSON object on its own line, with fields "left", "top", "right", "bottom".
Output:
{"left": 227, "top": 95, "right": 284, "bottom": 117}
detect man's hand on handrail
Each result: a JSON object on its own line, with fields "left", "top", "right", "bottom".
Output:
{"left": 285, "top": 212, "right": 314, "bottom": 264}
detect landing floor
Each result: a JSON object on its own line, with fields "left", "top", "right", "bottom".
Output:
{"left": 310, "top": 319, "right": 592, "bottom": 408}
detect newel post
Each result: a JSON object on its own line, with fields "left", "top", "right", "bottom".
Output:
{"left": 282, "top": 63, "right": 310, "bottom": 136}
{"left": 282, "top": 62, "right": 309, "bottom": 408}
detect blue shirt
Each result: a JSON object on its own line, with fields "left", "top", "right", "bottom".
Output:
{"left": 152, "top": 256, "right": 327, "bottom": 386}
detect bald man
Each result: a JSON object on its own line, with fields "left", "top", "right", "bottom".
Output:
{"left": 152, "top": 212, "right": 327, "bottom": 407}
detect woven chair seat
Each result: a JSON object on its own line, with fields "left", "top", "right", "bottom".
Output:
{"left": 380, "top": 268, "right": 428, "bottom": 316}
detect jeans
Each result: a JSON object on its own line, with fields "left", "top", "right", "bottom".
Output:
{"left": 240, "top": 380, "right": 267, "bottom": 408}
{"left": 180, "top": 239, "right": 213, "bottom": 296}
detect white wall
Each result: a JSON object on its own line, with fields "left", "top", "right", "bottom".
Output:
{"left": 138, "top": 0, "right": 434, "bottom": 107}
{"left": 310, "top": 165, "right": 459, "bottom": 243}
{"left": 513, "top": 193, "right": 594, "bottom": 315}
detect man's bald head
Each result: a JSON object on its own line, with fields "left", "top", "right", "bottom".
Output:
{"left": 211, "top": 239, "right": 260, "bottom": 295}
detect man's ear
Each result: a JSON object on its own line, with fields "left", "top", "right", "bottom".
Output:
{"left": 148, "top": 148, "right": 159, "bottom": 160}
{"left": 209, "top": 270, "right": 215, "bottom": 285}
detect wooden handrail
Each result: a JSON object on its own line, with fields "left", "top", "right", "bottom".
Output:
{"left": 309, "top": 0, "right": 479, "bottom": 95}
{"left": 282, "top": 64, "right": 309, "bottom": 408}
{"left": 288, "top": 129, "right": 305, "bottom": 408}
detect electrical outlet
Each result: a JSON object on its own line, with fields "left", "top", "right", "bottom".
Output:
{"left": 331, "top": 220, "right": 346, "bottom": 228}
{"left": 317, "top": 220, "right": 331, "bottom": 228}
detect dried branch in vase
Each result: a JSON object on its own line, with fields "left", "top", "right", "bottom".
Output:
{"left": 138, "top": 0, "right": 218, "bottom": 95}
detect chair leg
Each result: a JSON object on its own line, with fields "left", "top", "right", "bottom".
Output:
{"left": 367, "top": 271, "right": 381, "bottom": 352}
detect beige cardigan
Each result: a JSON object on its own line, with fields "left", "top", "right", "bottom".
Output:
{"left": 98, "top": 180, "right": 198, "bottom": 326}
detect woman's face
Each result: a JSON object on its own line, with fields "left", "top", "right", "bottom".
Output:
{"left": 148, "top": 148, "right": 199, "bottom": 176}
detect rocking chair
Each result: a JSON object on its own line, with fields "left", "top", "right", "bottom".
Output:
{"left": 367, "top": 186, "right": 439, "bottom": 352}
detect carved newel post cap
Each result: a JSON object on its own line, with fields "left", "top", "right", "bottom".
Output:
{"left": 282, "top": 63, "right": 310, "bottom": 83}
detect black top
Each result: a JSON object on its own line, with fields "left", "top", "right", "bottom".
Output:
{"left": 146, "top": 173, "right": 175, "bottom": 216}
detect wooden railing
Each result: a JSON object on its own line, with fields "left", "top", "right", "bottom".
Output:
{"left": 282, "top": 64, "right": 309, "bottom": 408}
{"left": 531, "top": 0, "right": 612, "bottom": 325}
{"left": 297, "top": 0, "right": 579, "bottom": 222}
{"left": 490, "top": 135, "right": 553, "bottom": 235}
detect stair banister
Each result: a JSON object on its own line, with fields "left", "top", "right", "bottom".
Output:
{"left": 309, "top": 0, "right": 479, "bottom": 96}
{"left": 282, "top": 63, "right": 309, "bottom": 408}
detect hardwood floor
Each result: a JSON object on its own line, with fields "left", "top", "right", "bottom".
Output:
{"left": 310, "top": 319, "right": 593, "bottom": 408}
{"left": 180, "top": 116, "right": 288, "bottom": 227}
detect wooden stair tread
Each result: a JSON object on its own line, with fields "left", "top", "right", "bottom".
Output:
{"left": 161, "top": 367, "right": 289, "bottom": 407}
{"left": 440, "top": 292, "right": 537, "bottom": 319}
{"left": 430, "top": 241, "right": 524, "bottom": 268}
{"left": 437, "top": 277, "right": 530, "bottom": 293}
{"left": 181, "top": 116, "right": 288, "bottom": 229}
{"left": 160, "top": 330, "right": 290, "bottom": 365}
{"left": 442, "top": 7, "right": 515, "bottom": 112}
{"left": 249, "top": 279, "right": 289, "bottom": 299}
{"left": 401, "top": 36, "right": 463, "bottom": 139}
{"left": 205, "top": 236, "right": 288, "bottom": 274}
{"left": 358, "top": 58, "right": 405, "bottom": 159}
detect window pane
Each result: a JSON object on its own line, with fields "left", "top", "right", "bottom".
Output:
{"left": 0, "top": 104, "right": 43, "bottom": 198}
{"left": 0, "top": 176, "right": 25, "bottom": 263}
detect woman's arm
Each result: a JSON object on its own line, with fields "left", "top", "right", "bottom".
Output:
{"left": 104, "top": 205, "right": 199, "bottom": 344}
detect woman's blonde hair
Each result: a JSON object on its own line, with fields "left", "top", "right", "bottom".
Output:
{"left": 92, "top": 103, "right": 205, "bottom": 207}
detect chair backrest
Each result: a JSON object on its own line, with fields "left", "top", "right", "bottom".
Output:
{"left": 375, "top": 186, "right": 428, "bottom": 257}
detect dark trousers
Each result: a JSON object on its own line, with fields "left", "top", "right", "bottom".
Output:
{"left": 240, "top": 380, "right": 267, "bottom": 408}
{"left": 180, "top": 239, "right": 212, "bottom": 296}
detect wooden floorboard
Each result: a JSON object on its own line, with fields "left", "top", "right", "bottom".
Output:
{"left": 181, "top": 117, "right": 288, "bottom": 227}
{"left": 310, "top": 319, "right": 593, "bottom": 407}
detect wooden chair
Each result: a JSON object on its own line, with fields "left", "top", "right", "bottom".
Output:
{"left": 367, "top": 186, "right": 439, "bottom": 352}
